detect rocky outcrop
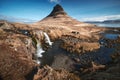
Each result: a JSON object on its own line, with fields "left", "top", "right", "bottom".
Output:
{"left": 0, "top": 21, "right": 38, "bottom": 80}
{"left": 0, "top": 43, "right": 37, "bottom": 80}
{"left": 33, "top": 65, "right": 80, "bottom": 80}
{"left": 61, "top": 34, "right": 100, "bottom": 54}
{"left": 61, "top": 41, "right": 100, "bottom": 54}
{"left": 79, "top": 37, "right": 120, "bottom": 80}
{"left": 81, "top": 56, "right": 120, "bottom": 80}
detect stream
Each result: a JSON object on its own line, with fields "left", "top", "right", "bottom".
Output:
{"left": 35, "top": 31, "right": 120, "bottom": 71}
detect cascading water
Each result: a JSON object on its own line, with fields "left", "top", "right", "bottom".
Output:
{"left": 36, "top": 42, "right": 45, "bottom": 57}
{"left": 34, "top": 32, "right": 53, "bottom": 64}
{"left": 36, "top": 41, "right": 45, "bottom": 64}
{"left": 43, "top": 32, "right": 53, "bottom": 46}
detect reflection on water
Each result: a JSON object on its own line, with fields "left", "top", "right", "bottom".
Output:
{"left": 104, "top": 34, "right": 120, "bottom": 40}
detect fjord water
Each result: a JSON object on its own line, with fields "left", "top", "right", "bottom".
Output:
{"left": 91, "top": 23, "right": 120, "bottom": 27}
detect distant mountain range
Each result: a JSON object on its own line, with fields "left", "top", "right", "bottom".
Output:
{"left": 0, "top": 15, "right": 37, "bottom": 24}
{"left": 86, "top": 19, "right": 120, "bottom": 23}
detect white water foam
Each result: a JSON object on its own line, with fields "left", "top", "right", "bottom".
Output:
{"left": 43, "top": 32, "right": 53, "bottom": 46}
{"left": 36, "top": 42, "right": 45, "bottom": 58}
{"left": 35, "top": 32, "right": 53, "bottom": 64}
{"left": 35, "top": 41, "right": 45, "bottom": 64}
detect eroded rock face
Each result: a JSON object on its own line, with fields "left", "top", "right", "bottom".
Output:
{"left": 0, "top": 29, "right": 36, "bottom": 58}
{"left": 0, "top": 44, "right": 37, "bottom": 80}
{"left": 0, "top": 21, "right": 38, "bottom": 80}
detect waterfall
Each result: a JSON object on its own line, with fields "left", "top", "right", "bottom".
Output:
{"left": 36, "top": 41, "right": 45, "bottom": 64}
{"left": 34, "top": 32, "right": 53, "bottom": 64}
{"left": 36, "top": 42, "right": 45, "bottom": 57}
{"left": 43, "top": 32, "right": 53, "bottom": 46}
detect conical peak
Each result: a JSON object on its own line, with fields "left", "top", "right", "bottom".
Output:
{"left": 53, "top": 4, "right": 64, "bottom": 12}
{"left": 47, "top": 4, "right": 67, "bottom": 17}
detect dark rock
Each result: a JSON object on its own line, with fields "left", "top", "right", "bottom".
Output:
{"left": 73, "top": 58, "right": 80, "bottom": 62}
{"left": 48, "top": 4, "right": 67, "bottom": 17}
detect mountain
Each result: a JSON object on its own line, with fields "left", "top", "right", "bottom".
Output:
{"left": 32, "top": 4, "right": 95, "bottom": 28}
{"left": 29, "top": 4, "right": 106, "bottom": 44}
{"left": 30, "top": 4, "right": 100, "bottom": 40}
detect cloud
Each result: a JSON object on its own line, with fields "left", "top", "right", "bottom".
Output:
{"left": 49, "top": 0, "right": 60, "bottom": 3}
{"left": 82, "top": 14, "right": 120, "bottom": 22}
{"left": 0, "top": 14, "right": 37, "bottom": 23}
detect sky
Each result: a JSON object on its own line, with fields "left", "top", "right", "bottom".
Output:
{"left": 0, "top": 0, "right": 120, "bottom": 22}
